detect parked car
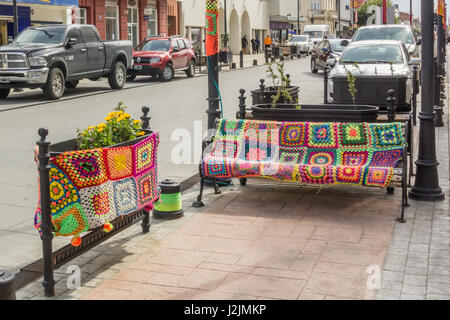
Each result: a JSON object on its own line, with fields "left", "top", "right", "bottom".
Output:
{"left": 287, "top": 35, "right": 313, "bottom": 55}
{"left": 352, "top": 24, "right": 420, "bottom": 58}
{"left": 303, "top": 24, "right": 331, "bottom": 46}
{"left": 128, "top": 35, "right": 196, "bottom": 82}
{"left": 327, "top": 40, "right": 420, "bottom": 110}
{"left": 0, "top": 24, "right": 132, "bottom": 100}
{"left": 310, "top": 39, "right": 347, "bottom": 73}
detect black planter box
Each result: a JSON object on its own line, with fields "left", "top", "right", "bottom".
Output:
{"left": 273, "top": 47, "right": 280, "bottom": 58}
{"left": 219, "top": 50, "right": 233, "bottom": 64}
{"left": 251, "top": 104, "right": 379, "bottom": 122}
{"left": 332, "top": 76, "right": 411, "bottom": 112}
{"left": 251, "top": 86, "right": 299, "bottom": 106}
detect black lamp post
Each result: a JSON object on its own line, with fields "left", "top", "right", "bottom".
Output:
{"left": 224, "top": 0, "right": 228, "bottom": 47}
{"left": 409, "top": 0, "right": 445, "bottom": 202}
{"left": 13, "top": 0, "right": 19, "bottom": 37}
{"left": 297, "top": 0, "right": 300, "bottom": 35}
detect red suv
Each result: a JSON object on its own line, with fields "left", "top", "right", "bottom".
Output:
{"left": 127, "top": 35, "right": 196, "bottom": 82}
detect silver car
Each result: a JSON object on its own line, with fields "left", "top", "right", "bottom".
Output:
{"left": 287, "top": 35, "right": 313, "bottom": 55}
{"left": 327, "top": 40, "right": 420, "bottom": 104}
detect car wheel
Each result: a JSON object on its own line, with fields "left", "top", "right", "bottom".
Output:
{"left": 43, "top": 67, "right": 65, "bottom": 100}
{"left": 160, "top": 64, "right": 174, "bottom": 82}
{"left": 311, "top": 58, "right": 318, "bottom": 73}
{"left": 185, "top": 60, "right": 195, "bottom": 78}
{"left": 126, "top": 72, "right": 137, "bottom": 82}
{"left": 108, "top": 61, "right": 126, "bottom": 89}
{"left": 65, "top": 80, "right": 79, "bottom": 89}
{"left": 0, "top": 88, "right": 10, "bottom": 99}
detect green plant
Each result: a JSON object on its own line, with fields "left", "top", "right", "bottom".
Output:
{"left": 265, "top": 62, "right": 298, "bottom": 108}
{"left": 343, "top": 64, "right": 359, "bottom": 104}
{"left": 77, "top": 102, "right": 146, "bottom": 150}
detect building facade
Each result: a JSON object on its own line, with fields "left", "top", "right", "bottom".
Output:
{"left": 301, "top": 0, "right": 338, "bottom": 35}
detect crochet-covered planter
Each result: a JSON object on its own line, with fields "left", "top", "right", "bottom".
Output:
{"left": 251, "top": 86, "right": 299, "bottom": 105}
{"left": 34, "top": 132, "right": 161, "bottom": 246}
{"left": 251, "top": 104, "right": 379, "bottom": 122}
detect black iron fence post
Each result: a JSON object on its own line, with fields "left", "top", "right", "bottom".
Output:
{"left": 409, "top": 0, "right": 445, "bottom": 202}
{"left": 140, "top": 106, "right": 151, "bottom": 233}
{"left": 37, "top": 128, "right": 55, "bottom": 297}
{"left": 387, "top": 89, "right": 396, "bottom": 122}
{"left": 412, "top": 65, "right": 418, "bottom": 126}
{"left": 140, "top": 106, "right": 151, "bottom": 132}
{"left": 238, "top": 89, "right": 246, "bottom": 119}
{"left": 323, "top": 66, "right": 329, "bottom": 104}
{"left": 259, "top": 79, "right": 265, "bottom": 104}
{"left": 240, "top": 50, "right": 244, "bottom": 68}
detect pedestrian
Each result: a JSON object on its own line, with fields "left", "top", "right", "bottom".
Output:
{"left": 251, "top": 38, "right": 257, "bottom": 54}
{"left": 264, "top": 35, "right": 272, "bottom": 49}
{"left": 255, "top": 38, "right": 261, "bottom": 53}
{"left": 241, "top": 35, "right": 248, "bottom": 54}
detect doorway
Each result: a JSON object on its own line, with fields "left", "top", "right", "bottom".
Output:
{"left": 127, "top": 5, "right": 139, "bottom": 47}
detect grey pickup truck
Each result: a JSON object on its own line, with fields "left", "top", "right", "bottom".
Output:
{"left": 0, "top": 24, "right": 132, "bottom": 100}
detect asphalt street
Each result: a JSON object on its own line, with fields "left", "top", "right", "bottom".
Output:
{"left": 0, "top": 56, "right": 324, "bottom": 271}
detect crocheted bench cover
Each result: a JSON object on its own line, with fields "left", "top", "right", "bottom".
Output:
{"left": 34, "top": 133, "right": 161, "bottom": 245}
{"left": 202, "top": 119, "right": 405, "bottom": 188}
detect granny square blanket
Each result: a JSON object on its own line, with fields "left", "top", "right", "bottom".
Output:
{"left": 34, "top": 133, "right": 161, "bottom": 239}
{"left": 202, "top": 119, "right": 405, "bottom": 188}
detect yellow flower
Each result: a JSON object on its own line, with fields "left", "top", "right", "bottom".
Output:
{"left": 97, "top": 127, "right": 104, "bottom": 132}
{"left": 123, "top": 113, "right": 131, "bottom": 119}
{"left": 105, "top": 116, "right": 112, "bottom": 121}
{"left": 98, "top": 123, "right": 106, "bottom": 128}
{"left": 116, "top": 110, "right": 124, "bottom": 116}
{"left": 133, "top": 120, "right": 140, "bottom": 124}
{"left": 137, "top": 131, "right": 146, "bottom": 136}
{"left": 87, "top": 126, "right": 94, "bottom": 130}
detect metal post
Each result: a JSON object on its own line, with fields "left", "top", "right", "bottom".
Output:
{"left": 259, "top": 79, "right": 265, "bottom": 104}
{"left": 265, "top": 47, "right": 269, "bottom": 64}
{"left": 224, "top": 0, "right": 228, "bottom": 48}
{"left": 140, "top": 106, "right": 151, "bottom": 132}
{"left": 13, "top": 0, "right": 18, "bottom": 38}
{"left": 386, "top": 89, "right": 396, "bottom": 122}
{"left": 383, "top": 0, "right": 387, "bottom": 24}
{"left": 206, "top": 0, "right": 221, "bottom": 131}
{"left": 37, "top": 128, "right": 55, "bottom": 297}
{"left": 240, "top": 50, "right": 244, "bottom": 68}
{"left": 238, "top": 89, "right": 246, "bottom": 119}
{"left": 323, "top": 66, "right": 329, "bottom": 104}
{"left": 409, "top": 0, "right": 445, "bottom": 202}
{"left": 337, "top": 0, "right": 341, "bottom": 38}
{"left": 410, "top": 0, "right": 413, "bottom": 26}
{"left": 412, "top": 65, "right": 418, "bottom": 126}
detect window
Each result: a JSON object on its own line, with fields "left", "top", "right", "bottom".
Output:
{"left": 128, "top": 5, "right": 139, "bottom": 47}
{"left": 146, "top": 8, "right": 158, "bottom": 36}
{"left": 311, "top": 1, "right": 320, "bottom": 10}
{"left": 177, "top": 39, "right": 186, "bottom": 50}
{"left": 75, "top": 8, "right": 87, "bottom": 24}
{"left": 106, "top": 5, "right": 119, "bottom": 40}
{"left": 66, "top": 28, "right": 82, "bottom": 44}
{"left": 172, "top": 40, "right": 179, "bottom": 51}
{"left": 81, "top": 27, "right": 99, "bottom": 43}
{"left": 340, "top": 44, "right": 404, "bottom": 64}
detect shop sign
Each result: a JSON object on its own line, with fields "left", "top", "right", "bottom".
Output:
{"left": 3, "top": 0, "right": 79, "bottom": 6}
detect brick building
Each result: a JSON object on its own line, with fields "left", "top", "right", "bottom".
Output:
{"left": 76, "top": 0, "right": 181, "bottom": 47}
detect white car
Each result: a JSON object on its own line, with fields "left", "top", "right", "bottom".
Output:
{"left": 327, "top": 40, "right": 420, "bottom": 106}
{"left": 287, "top": 35, "right": 313, "bottom": 55}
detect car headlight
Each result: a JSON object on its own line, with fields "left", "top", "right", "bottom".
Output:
{"left": 28, "top": 56, "right": 47, "bottom": 67}
{"left": 150, "top": 57, "right": 160, "bottom": 64}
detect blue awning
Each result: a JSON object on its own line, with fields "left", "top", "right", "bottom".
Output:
{"left": 3, "top": 0, "right": 78, "bottom": 6}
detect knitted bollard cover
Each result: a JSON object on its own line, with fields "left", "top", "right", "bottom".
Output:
{"left": 34, "top": 133, "right": 161, "bottom": 246}
{"left": 202, "top": 119, "right": 405, "bottom": 188}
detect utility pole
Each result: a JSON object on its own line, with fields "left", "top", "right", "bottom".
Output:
{"left": 410, "top": 0, "right": 413, "bottom": 25}
{"left": 224, "top": 0, "right": 228, "bottom": 47}
{"left": 409, "top": 0, "right": 445, "bottom": 202}
{"left": 297, "top": 0, "right": 300, "bottom": 35}
{"left": 13, "top": 0, "right": 19, "bottom": 38}
{"left": 337, "top": 0, "right": 340, "bottom": 38}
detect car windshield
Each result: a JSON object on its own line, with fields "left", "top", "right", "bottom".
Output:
{"left": 330, "top": 40, "right": 346, "bottom": 52}
{"left": 140, "top": 39, "right": 171, "bottom": 51}
{"left": 14, "top": 27, "right": 66, "bottom": 45}
{"left": 291, "top": 36, "right": 308, "bottom": 42}
{"left": 340, "top": 44, "right": 404, "bottom": 64}
{"left": 304, "top": 31, "right": 323, "bottom": 38}
{"left": 353, "top": 27, "right": 415, "bottom": 44}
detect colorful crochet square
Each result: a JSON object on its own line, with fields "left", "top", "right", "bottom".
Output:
{"left": 136, "top": 171, "right": 157, "bottom": 208}
{"left": 104, "top": 146, "right": 133, "bottom": 180}
{"left": 279, "top": 147, "right": 306, "bottom": 164}
{"left": 49, "top": 165, "right": 80, "bottom": 216}
{"left": 370, "top": 123, "right": 404, "bottom": 150}
{"left": 133, "top": 135, "right": 156, "bottom": 175}
{"left": 243, "top": 120, "right": 278, "bottom": 144}
{"left": 211, "top": 140, "right": 239, "bottom": 159}
{"left": 338, "top": 150, "right": 371, "bottom": 166}
{"left": 203, "top": 158, "right": 232, "bottom": 178}
{"left": 336, "top": 166, "right": 364, "bottom": 185}
{"left": 299, "top": 165, "right": 335, "bottom": 185}
{"left": 238, "top": 139, "right": 277, "bottom": 162}
{"left": 306, "top": 123, "right": 338, "bottom": 148}
{"left": 338, "top": 123, "right": 370, "bottom": 148}
{"left": 364, "top": 167, "right": 393, "bottom": 188}
{"left": 52, "top": 203, "right": 89, "bottom": 237}
{"left": 112, "top": 178, "right": 139, "bottom": 216}
{"left": 305, "top": 149, "right": 337, "bottom": 166}
{"left": 216, "top": 119, "right": 245, "bottom": 141}
{"left": 370, "top": 149, "right": 403, "bottom": 167}
{"left": 271, "top": 163, "right": 297, "bottom": 182}
{"left": 55, "top": 149, "right": 107, "bottom": 189}
{"left": 232, "top": 160, "right": 260, "bottom": 177}
{"left": 279, "top": 122, "right": 305, "bottom": 147}
{"left": 79, "top": 181, "right": 117, "bottom": 228}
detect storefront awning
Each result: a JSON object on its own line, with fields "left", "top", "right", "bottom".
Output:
{"left": 3, "top": 0, "right": 78, "bottom": 6}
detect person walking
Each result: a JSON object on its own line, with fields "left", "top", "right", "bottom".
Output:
{"left": 251, "top": 38, "right": 257, "bottom": 54}
{"left": 241, "top": 35, "right": 248, "bottom": 54}
{"left": 255, "top": 38, "right": 261, "bottom": 53}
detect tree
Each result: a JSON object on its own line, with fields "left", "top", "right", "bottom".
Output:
{"left": 357, "top": 0, "right": 394, "bottom": 27}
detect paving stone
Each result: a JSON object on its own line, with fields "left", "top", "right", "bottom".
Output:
{"left": 405, "top": 266, "right": 428, "bottom": 275}
{"left": 376, "top": 289, "right": 401, "bottom": 300}
{"left": 428, "top": 274, "right": 450, "bottom": 285}
{"left": 428, "top": 264, "right": 450, "bottom": 276}
{"left": 426, "top": 294, "right": 450, "bottom": 300}
{"left": 403, "top": 274, "right": 427, "bottom": 286}
{"left": 427, "top": 282, "right": 450, "bottom": 295}
{"left": 401, "top": 284, "right": 427, "bottom": 295}
{"left": 400, "top": 293, "right": 425, "bottom": 300}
